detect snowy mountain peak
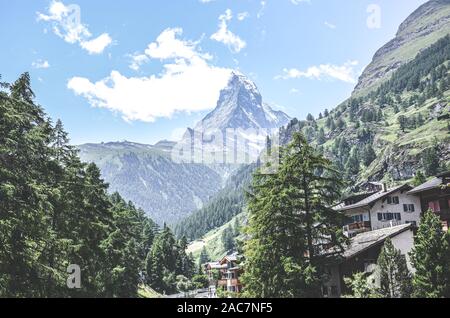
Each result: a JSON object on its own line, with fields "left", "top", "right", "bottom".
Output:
{"left": 195, "top": 72, "right": 290, "bottom": 132}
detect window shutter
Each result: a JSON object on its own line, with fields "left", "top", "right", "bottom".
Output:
{"left": 378, "top": 213, "right": 382, "bottom": 221}
{"left": 428, "top": 201, "right": 435, "bottom": 212}
{"left": 403, "top": 204, "right": 408, "bottom": 212}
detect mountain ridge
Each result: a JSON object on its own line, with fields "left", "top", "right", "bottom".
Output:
{"left": 354, "top": 0, "right": 450, "bottom": 95}
{"left": 194, "top": 72, "right": 290, "bottom": 132}
{"left": 79, "top": 72, "right": 291, "bottom": 225}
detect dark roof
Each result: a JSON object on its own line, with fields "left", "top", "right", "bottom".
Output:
{"left": 336, "top": 184, "right": 411, "bottom": 211}
{"left": 343, "top": 224, "right": 412, "bottom": 259}
{"left": 437, "top": 171, "right": 450, "bottom": 178}
{"left": 407, "top": 177, "right": 443, "bottom": 194}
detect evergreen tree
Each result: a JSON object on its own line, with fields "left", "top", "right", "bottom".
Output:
{"left": 410, "top": 210, "right": 450, "bottom": 298}
{"left": 221, "top": 226, "right": 235, "bottom": 252}
{"left": 422, "top": 139, "right": 440, "bottom": 177}
{"left": 362, "top": 144, "right": 376, "bottom": 167}
{"left": 398, "top": 115, "right": 407, "bottom": 132}
{"left": 242, "top": 132, "right": 346, "bottom": 297}
{"left": 412, "top": 170, "right": 426, "bottom": 187}
{"left": 376, "top": 238, "right": 412, "bottom": 298}
{"left": 344, "top": 272, "right": 376, "bottom": 298}
{"left": 0, "top": 73, "right": 158, "bottom": 297}
{"left": 317, "top": 127, "right": 326, "bottom": 145}
{"left": 345, "top": 147, "right": 360, "bottom": 177}
{"left": 198, "top": 247, "right": 210, "bottom": 272}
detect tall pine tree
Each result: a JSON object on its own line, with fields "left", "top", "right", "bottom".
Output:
{"left": 242, "top": 132, "right": 346, "bottom": 298}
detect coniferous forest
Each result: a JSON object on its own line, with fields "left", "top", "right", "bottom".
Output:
{"left": 0, "top": 73, "right": 197, "bottom": 297}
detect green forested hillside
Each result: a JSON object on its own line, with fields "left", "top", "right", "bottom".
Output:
{"left": 175, "top": 163, "right": 255, "bottom": 241}
{"left": 354, "top": 0, "right": 450, "bottom": 94}
{"left": 287, "top": 35, "right": 450, "bottom": 190}
{"left": 78, "top": 142, "right": 224, "bottom": 226}
{"left": 0, "top": 74, "right": 195, "bottom": 297}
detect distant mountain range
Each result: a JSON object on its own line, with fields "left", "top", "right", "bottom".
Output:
{"left": 78, "top": 73, "right": 290, "bottom": 225}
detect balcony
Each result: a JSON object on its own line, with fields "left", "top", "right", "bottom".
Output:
{"left": 217, "top": 279, "right": 227, "bottom": 287}
{"left": 343, "top": 221, "right": 371, "bottom": 233}
{"left": 229, "top": 278, "right": 240, "bottom": 286}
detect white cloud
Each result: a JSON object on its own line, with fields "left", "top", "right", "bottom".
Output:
{"left": 68, "top": 28, "right": 232, "bottom": 122}
{"left": 199, "top": 0, "right": 215, "bottom": 2}
{"left": 37, "top": 1, "right": 112, "bottom": 54}
{"left": 276, "top": 60, "right": 359, "bottom": 83}
{"left": 324, "top": 21, "right": 337, "bottom": 29}
{"left": 237, "top": 12, "right": 249, "bottom": 21}
{"left": 32, "top": 59, "right": 50, "bottom": 69}
{"left": 289, "top": 88, "right": 300, "bottom": 94}
{"left": 128, "top": 53, "right": 150, "bottom": 71}
{"left": 145, "top": 28, "right": 210, "bottom": 60}
{"left": 80, "top": 33, "right": 112, "bottom": 55}
{"left": 257, "top": 1, "right": 266, "bottom": 19}
{"left": 211, "top": 9, "right": 246, "bottom": 53}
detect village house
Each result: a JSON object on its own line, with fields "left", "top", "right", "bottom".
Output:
{"left": 335, "top": 184, "right": 421, "bottom": 237}
{"left": 204, "top": 253, "right": 243, "bottom": 297}
{"left": 323, "top": 223, "right": 415, "bottom": 298}
{"left": 408, "top": 171, "right": 450, "bottom": 231}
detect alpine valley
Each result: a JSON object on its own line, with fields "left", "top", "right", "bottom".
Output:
{"left": 2, "top": 0, "right": 450, "bottom": 300}
{"left": 177, "top": 0, "right": 450, "bottom": 261}
{"left": 80, "top": 0, "right": 450, "bottom": 236}
{"left": 78, "top": 72, "right": 291, "bottom": 225}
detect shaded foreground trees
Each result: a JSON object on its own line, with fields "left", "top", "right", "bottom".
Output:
{"left": 0, "top": 73, "right": 160, "bottom": 297}
{"left": 242, "top": 132, "right": 347, "bottom": 297}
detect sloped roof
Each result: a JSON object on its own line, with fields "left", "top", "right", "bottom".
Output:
{"left": 407, "top": 177, "right": 443, "bottom": 194}
{"left": 408, "top": 172, "right": 450, "bottom": 195}
{"left": 337, "top": 184, "right": 411, "bottom": 211}
{"left": 206, "top": 262, "right": 227, "bottom": 270}
{"left": 343, "top": 223, "right": 412, "bottom": 259}
{"left": 219, "top": 252, "right": 239, "bottom": 265}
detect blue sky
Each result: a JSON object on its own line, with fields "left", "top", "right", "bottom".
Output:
{"left": 0, "top": 0, "right": 427, "bottom": 145}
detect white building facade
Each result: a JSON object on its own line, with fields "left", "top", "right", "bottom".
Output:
{"left": 337, "top": 184, "right": 421, "bottom": 237}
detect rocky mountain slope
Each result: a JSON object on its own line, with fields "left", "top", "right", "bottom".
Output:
{"left": 354, "top": 0, "right": 450, "bottom": 95}
{"left": 195, "top": 71, "right": 290, "bottom": 131}
{"left": 79, "top": 73, "right": 290, "bottom": 225}
{"left": 78, "top": 141, "right": 223, "bottom": 225}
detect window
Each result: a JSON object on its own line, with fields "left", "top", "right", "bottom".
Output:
{"left": 403, "top": 204, "right": 415, "bottom": 212}
{"left": 387, "top": 196, "right": 399, "bottom": 204}
{"left": 350, "top": 214, "right": 363, "bottom": 223}
{"left": 378, "top": 213, "right": 401, "bottom": 221}
{"left": 428, "top": 201, "right": 441, "bottom": 212}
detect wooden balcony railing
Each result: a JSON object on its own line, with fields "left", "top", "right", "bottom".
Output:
{"left": 344, "top": 221, "right": 371, "bottom": 232}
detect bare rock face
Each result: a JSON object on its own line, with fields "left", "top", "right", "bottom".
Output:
{"left": 354, "top": 0, "right": 450, "bottom": 94}
{"left": 195, "top": 71, "right": 291, "bottom": 132}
